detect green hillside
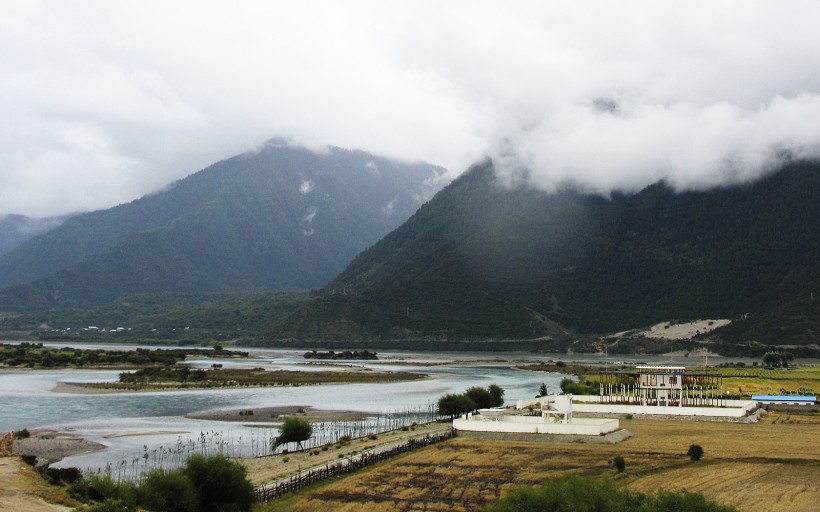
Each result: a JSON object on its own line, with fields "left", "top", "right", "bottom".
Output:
{"left": 0, "top": 141, "right": 443, "bottom": 311}
{"left": 265, "top": 160, "right": 820, "bottom": 349}
{"left": 0, "top": 214, "right": 71, "bottom": 258}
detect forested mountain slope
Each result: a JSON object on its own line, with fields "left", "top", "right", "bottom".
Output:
{"left": 267, "top": 160, "right": 820, "bottom": 345}
{"left": 0, "top": 141, "right": 443, "bottom": 311}
{"left": 0, "top": 214, "right": 70, "bottom": 258}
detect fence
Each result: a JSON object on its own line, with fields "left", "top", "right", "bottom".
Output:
{"left": 90, "top": 405, "right": 443, "bottom": 483}
{"left": 255, "top": 430, "right": 456, "bottom": 502}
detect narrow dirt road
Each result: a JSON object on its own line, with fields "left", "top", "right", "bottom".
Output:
{"left": 0, "top": 457, "right": 73, "bottom": 512}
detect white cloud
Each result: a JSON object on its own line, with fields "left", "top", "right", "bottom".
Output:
{"left": 1, "top": 1, "right": 819, "bottom": 216}
{"left": 299, "top": 180, "right": 315, "bottom": 195}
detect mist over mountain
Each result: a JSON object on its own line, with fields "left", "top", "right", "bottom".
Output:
{"left": 267, "top": 159, "right": 820, "bottom": 350}
{"left": 0, "top": 140, "right": 443, "bottom": 310}
{"left": 0, "top": 214, "right": 72, "bottom": 258}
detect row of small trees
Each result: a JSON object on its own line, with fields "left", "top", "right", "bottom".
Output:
{"left": 437, "top": 384, "right": 505, "bottom": 418}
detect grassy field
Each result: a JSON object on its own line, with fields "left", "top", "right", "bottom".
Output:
{"left": 254, "top": 411, "right": 820, "bottom": 512}
{"left": 716, "top": 366, "right": 820, "bottom": 396}
{"left": 522, "top": 362, "right": 820, "bottom": 398}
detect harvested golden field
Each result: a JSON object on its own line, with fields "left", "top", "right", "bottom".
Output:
{"left": 628, "top": 461, "right": 820, "bottom": 512}
{"left": 255, "top": 411, "right": 820, "bottom": 512}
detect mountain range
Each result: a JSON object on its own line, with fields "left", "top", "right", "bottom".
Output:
{"left": 0, "top": 140, "right": 443, "bottom": 311}
{"left": 266, "top": 159, "right": 820, "bottom": 352}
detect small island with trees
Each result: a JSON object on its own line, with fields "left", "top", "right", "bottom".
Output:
{"left": 0, "top": 343, "right": 247, "bottom": 368}
{"left": 303, "top": 349, "right": 378, "bottom": 360}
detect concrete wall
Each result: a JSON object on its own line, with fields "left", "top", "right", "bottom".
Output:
{"left": 453, "top": 416, "right": 620, "bottom": 436}
{"left": 571, "top": 399, "right": 757, "bottom": 418}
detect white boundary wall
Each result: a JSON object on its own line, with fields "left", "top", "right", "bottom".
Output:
{"left": 568, "top": 395, "right": 757, "bottom": 418}
{"left": 453, "top": 415, "right": 620, "bottom": 436}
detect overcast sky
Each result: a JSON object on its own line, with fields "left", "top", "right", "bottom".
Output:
{"left": 3, "top": 1, "right": 820, "bottom": 217}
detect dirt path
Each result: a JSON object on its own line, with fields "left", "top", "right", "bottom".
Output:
{"left": 0, "top": 457, "right": 74, "bottom": 512}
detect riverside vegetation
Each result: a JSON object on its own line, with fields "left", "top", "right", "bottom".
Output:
{"left": 68, "top": 454, "right": 255, "bottom": 512}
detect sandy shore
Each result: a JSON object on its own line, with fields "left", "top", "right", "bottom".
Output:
{"left": 11, "top": 430, "right": 106, "bottom": 464}
{"left": 102, "top": 430, "right": 189, "bottom": 439}
{"left": 51, "top": 381, "right": 127, "bottom": 394}
{"left": 187, "top": 405, "right": 367, "bottom": 424}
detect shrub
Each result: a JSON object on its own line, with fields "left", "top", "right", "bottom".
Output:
{"left": 86, "top": 499, "right": 136, "bottom": 512}
{"left": 70, "top": 474, "right": 137, "bottom": 504}
{"left": 13, "top": 428, "right": 30, "bottom": 440}
{"left": 44, "top": 466, "right": 83, "bottom": 485}
{"left": 138, "top": 469, "right": 197, "bottom": 512}
{"left": 688, "top": 444, "right": 704, "bottom": 461}
{"left": 612, "top": 455, "right": 626, "bottom": 473}
{"left": 488, "top": 475, "right": 736, "bottom": 512}
{"left": 183, "top": 454, "right": 254, "bottom": 512}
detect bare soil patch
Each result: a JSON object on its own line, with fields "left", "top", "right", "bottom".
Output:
{"left": 643, "top": 319, "right": 731, "bottom": 339}
{"left": 11, "top": 429, "right": 105, "bottom": 464}
{"left": 188, "top": 405, "right": 368, "bottom": 424}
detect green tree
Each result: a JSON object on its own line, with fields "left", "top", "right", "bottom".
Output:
{"left": 762, "top": 351, "right": 794, "bottom": 368}
{"left": 465, "top": 386, "right": 494, "bottom": 410}
{"left": 437, "top": 393, "right": 476, "bottom": 418}
{"left": 487, "top": 384, "right": 505, "bottom": 407}
{"left": 537, "top": 382, "right": 548, "bottom": 397}
{"left": 183, "top": 454, "right": 254, "bottom": 512}
{"left": 273, "top": 417, "right": 313, "bottom": 450}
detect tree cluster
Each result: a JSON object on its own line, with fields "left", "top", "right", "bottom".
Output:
{"left": 303, "top": 349, "right": 378, "bottom": 360}
{"left": 437, "top": 384, "right": 504, "bottom": 418}
{"left": 762, "top": 351, "right": 794, "bottom": 368}
{"left": 559, "top": 377, "right": 598, "bottom": 395}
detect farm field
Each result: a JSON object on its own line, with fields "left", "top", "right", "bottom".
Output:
{"left": 716, "top": 366, "right": 820, "bottom": 397}
{"left": 255, "top": 411, "right": 820, "bottom": 512}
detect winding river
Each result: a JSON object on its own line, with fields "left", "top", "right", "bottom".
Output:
{"left": 0, "top": 342, "right": 700, "bottom": 472}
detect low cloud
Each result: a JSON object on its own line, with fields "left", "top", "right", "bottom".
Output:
{"left": 2, "top": 2, "right": 819, "bottom": 216}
